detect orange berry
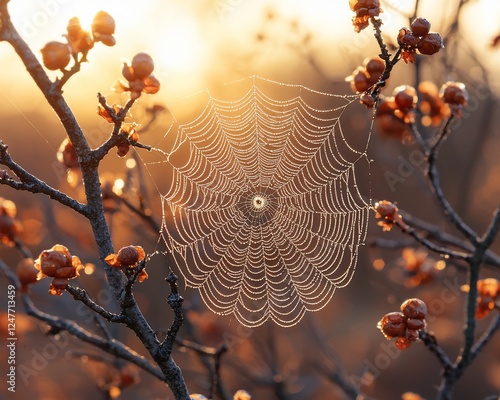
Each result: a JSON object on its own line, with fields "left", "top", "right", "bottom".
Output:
{"left": 57, "top": 138, "right": 79, "bottom": 170}
{"left": 131, "top": 52, "right": 154, "bottom": 80}
{"left": 395, "top": 335, "right": 412, "bottom": 350}
{"left": 92, "top": 11, "right": 115, "bottom": 36}
{"left": 40, "top": 41, "right": 71, "bottom": 70}
{"left": 17, "top": 258, "right": 39, "bottom": 292}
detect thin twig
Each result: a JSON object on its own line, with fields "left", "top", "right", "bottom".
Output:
{"left": 419, "top": 330, "right": 453, "bottom": 372}
{"left": 0, "top": 142, "right": 87, "bottom": 216}
{"left": 161, "top": 272, "right": 184, "bottom": 358}
{"left": 394, "top": 219, "right": 471, "bottom": 262}
{"left": 426, "top": 117, "right": 478, "bottom": 244}
{"left": 66, "top": 285, "right": 125, "bottom": 323}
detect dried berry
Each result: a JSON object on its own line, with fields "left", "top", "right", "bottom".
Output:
{"left": 57, "top": 138, "right": 80, "bottom": 170}
{"left": 349, "top": 0, "right": 382, "bottom": 33}
{"left": 377, "top": 312, "right": 406, "bottom": 339}
{"left": 34, "top": 244, "right": 84, "bottom": 295}
{"left": 92, "top": 11, "right": 115, "bottom": 36}
{"left": 439, "top": 81, "right": 468, "bottom": 117}
{"left": 105, "top": 245, "right": 146, "bottom": 268}
{"left": 418, "top": 32, "right": 444, "bottom": 55}
{"left": 143, "top": 75, "right": 161, "bottom": 94}
{"left": 397, "top": 27, "right": 420, "bottom": 47}
{"left": 364, "top": 57, "right": 385, "bottom": 84}
{"left": 131, "top": 52, "right": 155, "bottom": 80}
{"left": 395, "top": 335, "right": 412, "bottom": 350}
{"left": 40, "top": 41, "right": 71, "bottom": 70}
{"left": 401, "top": 298, "right": 427, "bottom": 319}
{"left": 406, "top": 318, "right": 426, "bottom": 330}
{"left": 66, "top": 17, "right": 94, "bottom": 55}
{"left": 17, "top": 258, "right": 39, "bottom": 293}
{"left": 394, "top": 85, "right": 417, "bottom": 112}
{"left": 0, "top": 198, "right": 23, "bottom": 246}
{"left": 418, "top": 81, "right": 448, "bottom": 126}
{"left": 116, "top": 143, "right": 130, "bottom": 157}
{"left": 410, "top": 17, "right": 431, "bottom": 37}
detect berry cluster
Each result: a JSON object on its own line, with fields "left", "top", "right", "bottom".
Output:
{"left": 400, "top": 248, "right": 438, "bottom": 287}
{"left": 348, "top": 0, "right": 382, "bottom": 33}
{"left": 439, "top": 81, "right": 469, "bottom": 118}
{"left": 375, "top": 85, "right": 417, "bottom": 139}
{"left": 346, "top": 57, "right": 385, "bottom": 94}
{"left": 0, "top": 197, "right": 22, "bottom": 246}
{"left": 398, "top": 17, "right": 443, "bottom": 63}
{"left": 114, "top": 53, "right": 160, "bottom": 100}
{"left": 105, "top": 245, "right": 148, "bottom": 283}
{"left": 418, "top": 81, "right": 448, "bottom": 126}
{"left": 40, "top": 11, "right": 115, "bottom": 71}
{"left": 34, "top": 244, "right": 84, "bottom": 296}
{"left": 378, "top": 298, "right": 427, "bottom": 350}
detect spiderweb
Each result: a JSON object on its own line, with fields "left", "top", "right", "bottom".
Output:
{"left": 151, "top": 76, "right": 371, "bottom": 327}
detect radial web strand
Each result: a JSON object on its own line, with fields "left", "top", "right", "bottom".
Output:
{"left": 152, "top": 76, "right": 371, "bottom": 327}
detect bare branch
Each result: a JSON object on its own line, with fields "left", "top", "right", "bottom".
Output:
{"left": 426, "top": 117, "right": 478, "bottom": 244}
{"left": 66, "top": 285, "right": 125, "bottom": 323}
{"left": 419, "top": 330, "right": 453, "bottom": 372}
{"left": 0, "top": 142, "right": 87, "bottom": 216}
{"left": 161, "top": 272, "right": 184, "bottom": 358}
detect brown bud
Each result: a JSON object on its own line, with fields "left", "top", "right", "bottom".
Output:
{"left": 410, "top": 17, "right": 431, "bottom": 37}
{"left": 406, "top": 318, "right": 426, "bottom": 330}
{"left": 41, "top": 41, "right": 71, "bottom": 70}
{"left": 377, "top": 312, "right": 407, "bottom": 339}
{"left": 17, "top": 258, "right": 39, "bottom": 292}
{"left": 92, "top": 11, "right": 115, "bottom": 36}
{"left": 401, "top": 298, "right": 427, "bottom": 319}
{"left": 143, "top": 75, "right": 160, "bottom": 94}
{"left": 57, "top": 138, "right": 80, "bottom": 169}
{"left": 397, "top": 27, "right": 421, "bottom": 47}
{"left": 418, "top": 32, "right": 443, "bottom": 55}
{"left": 439, "top": 81, "right": 468, "bottom": 105}
{"left": 117, "top": 245, "right": 145, "bottom": 266}
{"left": 116, "top": 143, "right": 130, "bottom": 157}
{"left": 395, "top": 335, "right": 412, "bottom": 350}
{"left": 131, "top": 52, "right": 154, "bottom": 79}
{"left": 49, "top": 278, "right": 69, "bottom": 295}
{"left": 393, "top": 85, "right": 417, "bottom": 112}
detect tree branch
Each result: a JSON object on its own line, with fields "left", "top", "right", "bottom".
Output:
{"left": 426, "top": 116, "right": 478, "bottom": 244}
{"left": 0, "top": 142, "right": 87, "bottom": 216}
{"left": 66, "top": 285, "right": 125, "bottom": 323}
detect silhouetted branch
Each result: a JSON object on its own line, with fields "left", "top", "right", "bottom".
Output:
{"left": 419, "top": 330, "right": 453, "bottom": 372}
{"left": 66, "top": 285, "right": 125, "bottom": 323}
{"left": 161, "top": 272, "right": 184, "bottom": 358}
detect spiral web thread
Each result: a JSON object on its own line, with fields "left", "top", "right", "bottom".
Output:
{"left": 154, "top": 76, "right": 371, "bottom": 327}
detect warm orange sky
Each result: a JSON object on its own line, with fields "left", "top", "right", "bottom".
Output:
{"left": 0, "top": 0, "right": 500, "bottom": 107}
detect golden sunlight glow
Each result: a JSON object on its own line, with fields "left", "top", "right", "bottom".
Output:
{"left": 114, "top": 178, "right": 125, "bottom": 192}
{"left": 154, "top": 12, "right": 205, "bottom": 74}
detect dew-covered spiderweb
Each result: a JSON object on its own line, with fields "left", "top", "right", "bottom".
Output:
{"left": 149, "top": 76, "right": 371, "bottom": 328}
